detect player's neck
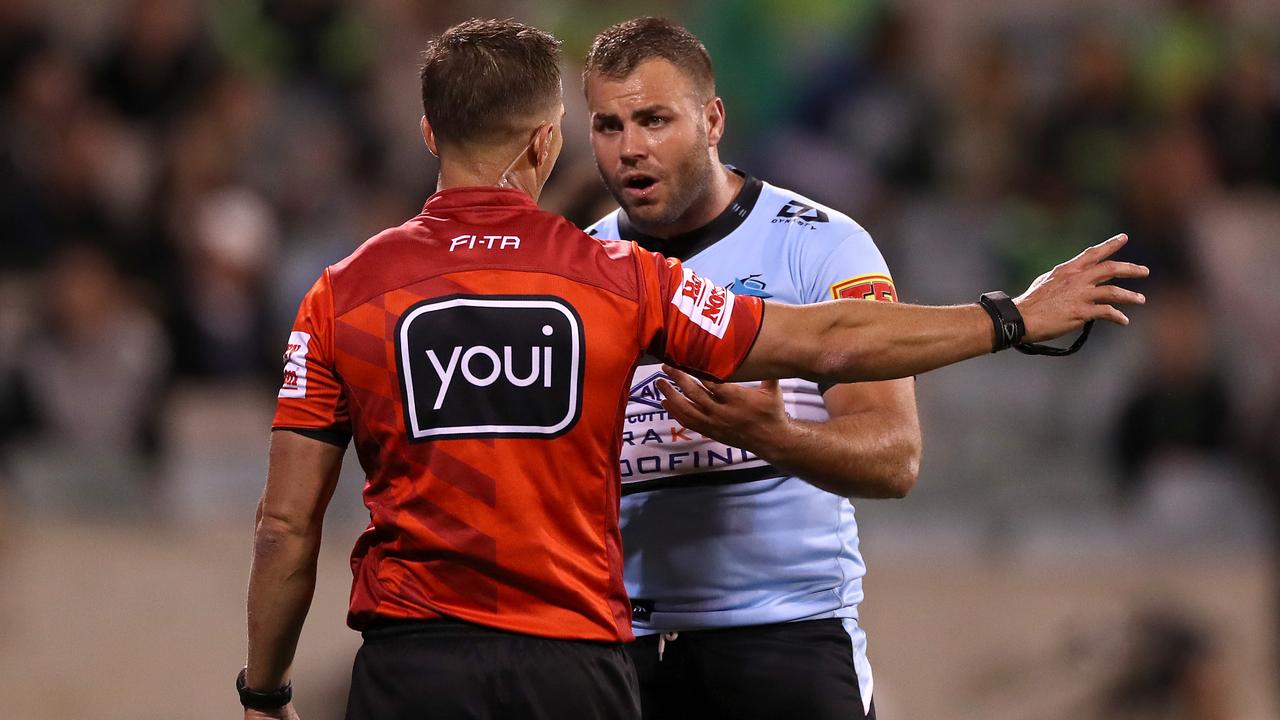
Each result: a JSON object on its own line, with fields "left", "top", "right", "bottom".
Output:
{"left": 436, "top": 158, "right": 540, "bottom": 201}
{"left": 642, "top": 163, "right": 743, "bottom": 239}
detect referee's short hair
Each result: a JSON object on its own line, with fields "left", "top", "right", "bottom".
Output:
{"left": 584, "top": 17, "right": 715, "bottom": 101}
{"left": 419, "top": 18, "right": 563, "bottom": 149}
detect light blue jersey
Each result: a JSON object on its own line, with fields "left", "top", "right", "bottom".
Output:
{"left": 589, "top": 171, "right": 893, "bottom": 707}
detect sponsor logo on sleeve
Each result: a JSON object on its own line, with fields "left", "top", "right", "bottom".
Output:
{"left": 671, "top": 268, "right": 736, "bottom": 339}
{"left": 278, "top": 331, "right": 311, "bottom": 398}
{"left": 396, "top": 295, "right": 584, "bottom": 440}
{"left": 830, "top": 273, "right": 897, "bottom": 302}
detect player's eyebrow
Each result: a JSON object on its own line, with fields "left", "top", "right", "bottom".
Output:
{"left": 629, "top": 104, "right": 673, "bottom": 120}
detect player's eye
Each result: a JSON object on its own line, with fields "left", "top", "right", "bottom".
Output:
{"left": 593, "top": 117, "right": 621, "bottom": 133}
{"left": 644, "top": 116, "right": 667, "bottom": 128}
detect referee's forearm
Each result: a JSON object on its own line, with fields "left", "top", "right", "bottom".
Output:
{"left": 245, "top": 515, "right": 322, "bottom": 690}
{"left": 817, "top": 302, "right": 993, "bottom": 382}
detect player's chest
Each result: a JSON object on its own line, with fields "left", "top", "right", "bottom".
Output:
{"left": 683, "top": 238, "right": 804, "bottom": 306}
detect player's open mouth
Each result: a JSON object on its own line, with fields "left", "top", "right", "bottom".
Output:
{"left": 621, "top": 174, "right": 659, "bottom": 200}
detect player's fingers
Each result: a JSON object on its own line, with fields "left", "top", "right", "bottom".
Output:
{"left": 700, "top": 377, "right": 726, "bottom": 399}
{"left": 759, "top": 379, "right": 780, "bottom": 394}
{"left": 1091, "top": 285, "right": 1146, "bottom": 306}
{"left": 656, "top": 379, "right": 712, "bottom": 426}
{"left": 1090, "top": 260, "right": 1150, "bottom": 283}
{"left": 659, "top": 368, "right": 717, "bottom": 409}
{"left": 1089, "top": 304, "right": 1130, "bottom": 326}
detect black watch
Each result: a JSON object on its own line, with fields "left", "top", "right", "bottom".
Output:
{"left": 237, "top": 667, "right": 293, "bottom": 711}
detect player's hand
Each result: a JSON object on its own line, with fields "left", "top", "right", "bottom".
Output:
{"left": 655, "top": 365, "right": 789, "bottom": 451}
{"left": 245, "top": 703, "right": 300, "bottom": 720}
{"left": 1014, "top": 233, "right": 1149, "bottom": 343}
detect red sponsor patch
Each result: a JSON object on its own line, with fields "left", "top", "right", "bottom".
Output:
{"left": 830, "top": 274, "right": 897, "bottom": 302}
{"left": 700, "top": 285, "right": 727, "bottom": 323}
{"left": 278, "top": 331, "right": 311, "bottom": 398}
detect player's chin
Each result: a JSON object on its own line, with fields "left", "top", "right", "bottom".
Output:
{"left": 620, "top": 195, "right": 666, "bottom": 222}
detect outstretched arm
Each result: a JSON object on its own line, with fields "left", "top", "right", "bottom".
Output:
{"left": 243, "top": 430, "right": 345, "bottom": 719}
{"left": 731, "top": 234, "right": 1148, "bottom": 383}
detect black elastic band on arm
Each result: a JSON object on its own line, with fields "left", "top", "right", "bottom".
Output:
{"left": 273, "top": 426, "right": 351, "bottom": 447}
{"left": 977, "top": 291, "right": 1025, "bottom": 352}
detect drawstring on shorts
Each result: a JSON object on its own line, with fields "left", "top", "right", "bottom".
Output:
{"left": 657, "top": 631, "right": 679, "bottom": 662}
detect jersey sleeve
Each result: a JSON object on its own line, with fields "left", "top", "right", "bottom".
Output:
{"left": 806, "top": 226, "right": 898, "bottom": 305}
{"left": 271, "top": 269, "right": 351, "bottom": 446}
{"left": 635, "top": 247, "right": 764, "bottom": 381}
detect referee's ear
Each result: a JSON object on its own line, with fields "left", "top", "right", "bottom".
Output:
{"left": 704, "top": 97, "right": 727, "bottom": 149}
{"left": 421, "top": 116, "right": 440, "bottom": 157}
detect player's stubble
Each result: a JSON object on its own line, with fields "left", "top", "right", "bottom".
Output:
{"left": 596, "top": 116, "right": 716, "bottom": 235}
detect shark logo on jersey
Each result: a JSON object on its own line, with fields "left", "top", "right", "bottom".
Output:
{"left": 727, "top": 274, "right": 772, "bottom": 298}
{"left": 629, "top": 369, "right": 672, "bottom": 411}
{"left": 774, "top": 200, "right": 829, "bottom": 225}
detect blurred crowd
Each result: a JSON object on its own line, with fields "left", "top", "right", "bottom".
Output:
{"left": 0, "top": 0, "right": 1274, "bottom": 513}
{"left": 2, "top": 0, "right": 1272, "bottom": 514}
{"left": 0, "top": 0, "right": 1276, "bottom": 715}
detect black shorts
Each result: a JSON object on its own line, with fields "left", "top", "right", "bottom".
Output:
{"left": 626, "top": 619, "right": 876, "bottom": 720}
{"left": 345, "top": 618, "right": 640, "bottom": 720}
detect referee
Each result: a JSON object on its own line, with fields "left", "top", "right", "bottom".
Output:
{"left": 238, "top": 18, "right": 1148, "bottom": 720}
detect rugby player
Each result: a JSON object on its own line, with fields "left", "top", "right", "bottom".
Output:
{"left": 582, "top": 18, "right": 917, "bottom": 718}
{"left": 239, "top": 18, "right": 1147, "bottom": 720}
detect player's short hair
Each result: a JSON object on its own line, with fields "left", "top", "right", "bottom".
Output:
{"left": 584, "top": 17, "right": 715, "bottom": 101}
{"left": 419, "top": 18, "right": 562, "bottom": 149}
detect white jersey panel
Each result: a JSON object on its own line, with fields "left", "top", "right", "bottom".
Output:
{"left": 589, "top": 179, "right": 894, "bottom": 634}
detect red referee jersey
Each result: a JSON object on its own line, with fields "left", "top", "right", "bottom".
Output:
{"left": 272, "top": 187, "right": 764, "bottom": 642}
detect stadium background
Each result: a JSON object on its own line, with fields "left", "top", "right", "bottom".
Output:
{"left": 0, "top": 0, "right": 1277, "bottom": 717}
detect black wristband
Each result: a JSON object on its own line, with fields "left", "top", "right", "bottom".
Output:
{"left": 237, "top": 667, "right": 292, "bottom": 711}
{"left": 977, "top": 291, "right": 1025, "bottom": 353}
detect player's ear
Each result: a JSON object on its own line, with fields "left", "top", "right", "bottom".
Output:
{"left": 705, "top": 97, "right": 726, "bottom": 148}
{"left": 420, "top": 116, "right": 439, "bottom": 157}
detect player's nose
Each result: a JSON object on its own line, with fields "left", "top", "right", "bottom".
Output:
{"left": 620, "top": 124, "right": 648, "bottom": 162}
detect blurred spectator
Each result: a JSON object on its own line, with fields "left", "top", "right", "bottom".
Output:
{"left": 174, "top": 187, "right": 279, "bottom": 379}
{"left": 1113, "top": 285, "right": 1236, "bottom": 506}
{"left": 1133, "top": 0, "right": 1230, "bottom": 117}
{"left": 944, "top": 36, "right": 1031, "bottom": 202}
{"left": 1200, "top": 40, "right": 1280, "bottom": 189}
{"left": 0, "top": 243, "right": 170, "bottom": 511}
{"left": 1, "top": 45, "right": 93, "bottom": 269}
{"left": 0, "top": 0, "right": 49, "bottom": 105}
{"left": 1250, "top": 376, "right": 1280, "bottom": 708}
{"left": 91, "top": 0, "right": 220, "bottom": 127}
{"left": 1035, "top": 28, "right": 1137, "bottom": 202}
{"left": 1115, "top": 124, "right": 1216, "bottom": 287}
{"left": 782, "top": 7, "right": 939, "bottom": 197}
{"left": 1101, "top": 609, "right": 1233, "bottom": 720}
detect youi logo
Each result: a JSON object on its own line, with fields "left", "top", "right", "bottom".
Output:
{"left": 396, "top": 295, "right": 584, "bottom": 440}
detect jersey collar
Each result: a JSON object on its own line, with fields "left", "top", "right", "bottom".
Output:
{"left": 422, "top": 186, "right": 539, "bottom": 213}
{"left": 616, "top": 167, "right": 763, "bottom": 260}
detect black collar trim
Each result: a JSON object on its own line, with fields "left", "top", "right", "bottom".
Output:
{"left": 616, "top": 169, "right": 763, "bottom": 260}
